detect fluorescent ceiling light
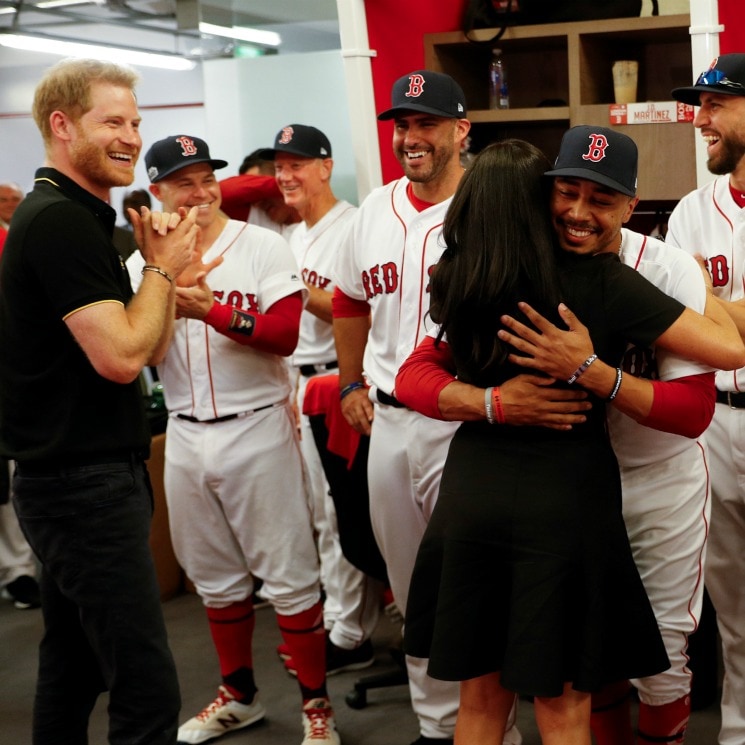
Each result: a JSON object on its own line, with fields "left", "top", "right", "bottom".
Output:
{"left": 199, "top": 22, "right": 280, "bottom": 47}
{"left": 36, "top": 0, "right": 97, "bottom": 8}
{"left": 0, "top": 0, "right": 95, "bottom": 10}
{"left": 0, "top": 33, "right": 196, "bottom": 71}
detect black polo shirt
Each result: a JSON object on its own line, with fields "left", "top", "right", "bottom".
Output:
{"left": 0, "top": 167, "right": 150, "bottom": 462}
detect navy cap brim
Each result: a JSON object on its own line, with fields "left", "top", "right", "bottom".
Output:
{"left": 377, "top": 103, "right": 461, "bottom": 120}
{"left": 151, "top": 158, "right": 228, "bottom": 182}
{"left": 544, "top": 166, "right": 636, "bottom": 197}
{"left": 671, "top": 84, "right": 744, "bottom": 106}
{"left": 257, "top": 146, "right": 328, "bottom": 160}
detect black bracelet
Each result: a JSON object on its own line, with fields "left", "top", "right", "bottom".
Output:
{"left": 607, "top": 367, "right": 623, "bottom": 401}
{"left": 340, "top": 381, "right": 365, "bottom": 400}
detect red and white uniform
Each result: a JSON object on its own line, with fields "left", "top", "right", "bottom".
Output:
{"left": 290, "top": 200, "right": 382, "bottom": 649}
{"left": 334, "top": 178, "right": 470, "bottom": 741}
{"left": 611, "top": 228, "right": 711, "bottom": 706}
{"left": 667, "top": 179, "right": 745, "bottom": 745}
{"left": 128, "top": 221, "right": 320, "bottom": 615}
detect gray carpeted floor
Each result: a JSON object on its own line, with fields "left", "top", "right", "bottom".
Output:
{"left": 0, "top": 591, "right": 723, "bottom": 744}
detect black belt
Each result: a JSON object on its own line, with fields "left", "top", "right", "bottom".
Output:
{"left": 376, "top": 390, "right": 406, "bottom": 408}
{"left": 716, "top": 389, "right": 745, "bottom": 409}
{"left": 15, "top": 449, "right": 149, "bottom": 476}
{"left": 299, "top": 361, "right": 338, "bottom": 377}
{"left": 176, "top": 403, "right": 274, "bottom": 424}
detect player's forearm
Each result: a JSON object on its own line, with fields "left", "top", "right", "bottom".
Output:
{"left": 572, "top": 358, "right": 652, "bottom": 421}
{"left": 304, "top": 284, "right": 333, "bottom": 324}
{"left": 204, "top": 294, "right": 302, "bottom": 356}
{"left": 656, "top": 302, "right": 745, "bottom": 371}
{"left": 333, "top": 315, "right": 370, "bottom": 387}
{"left": 716, "top": 295, "right": 745, "bottom": 339}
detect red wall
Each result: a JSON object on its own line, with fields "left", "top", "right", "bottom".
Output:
{"left": 718, "top": 0, "right": 745, "bottom": 54}
{"left": 365, "top": 0, "right": 464, "bottom": 183}
{"left": 365, "top": 1, "right": 744, "bottom": 182}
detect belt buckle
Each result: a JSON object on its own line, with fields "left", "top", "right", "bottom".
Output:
{"left": 727, "top": 391, "right": 738, "bottom": 409}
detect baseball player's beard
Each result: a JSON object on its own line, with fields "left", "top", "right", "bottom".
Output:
{"left": 706, "top": 131, "right": 745, "bottom": 176}
{"left": 397, "top": 145, "right": 453, "bottom": 185}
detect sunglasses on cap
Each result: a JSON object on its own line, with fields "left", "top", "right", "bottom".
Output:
{"left": 696, "top": 68, "right": 745, "bottom": 93}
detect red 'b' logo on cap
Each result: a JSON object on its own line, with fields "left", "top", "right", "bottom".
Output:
{"left": 279, "top": 127, "right": 294, "bottom": 145}
{"left": 176, "top": 136, "right": 198, "bottom": 157}
{"left": 406, "top": 74, "right": 426, "bottom": 98}
{"left": 582, "top": 134, "right": 609, "bottom": 162}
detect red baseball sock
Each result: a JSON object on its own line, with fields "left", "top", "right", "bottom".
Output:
{"left": 277, "top": 600, "right": 327, "bottom": 698}
{"left": 590, "top": 681, "right": 634, "bottom": 745}
{"left": 206, "top": 598, "right": 256, "bottom": 701}
{"left": 637, "top": 695, "right": 690, "bottom": 743}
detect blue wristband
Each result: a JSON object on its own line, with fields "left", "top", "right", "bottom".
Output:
{"left": 340, "top": 381, "right": 365, "bottom": 400}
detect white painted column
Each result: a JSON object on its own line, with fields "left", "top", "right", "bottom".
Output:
{"left": 336, "top": 0, "right": 383, "bottom": 200}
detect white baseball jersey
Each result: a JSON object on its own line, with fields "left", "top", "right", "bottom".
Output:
{"left": 334, "top": 176, "right": 464, "bottom": 738}
{"left": 334, "top": 178, "right": 449, "bottom": 396}
{"left": 127, "top": 220, "right": 307, "bottom": 418}
{"left": 667, "top": 175, "right": 745, "bottom": 392}
{"left": 608, "top": 228, "right": 711, "bottom": 467}
{"left": 290, "top": 200, "right": 356, "bottom": 367}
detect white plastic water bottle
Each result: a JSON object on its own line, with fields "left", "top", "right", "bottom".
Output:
{"left": 489, "top": 48, "right": 509, "bottom": 110}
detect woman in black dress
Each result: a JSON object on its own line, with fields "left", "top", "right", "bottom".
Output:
{"left": 396, "top": 139, "right": 738, "bottom": 745}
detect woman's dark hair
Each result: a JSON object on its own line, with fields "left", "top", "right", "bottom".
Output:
{"left": 430, "top": 139, "right": 562, "bottom": 381}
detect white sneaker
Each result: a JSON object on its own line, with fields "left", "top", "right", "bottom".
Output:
{"left": 177, "top": 686, "right": 266, "bottom": 744}
{"left": 301, "top": 698, "right": 340, "bottom": 745}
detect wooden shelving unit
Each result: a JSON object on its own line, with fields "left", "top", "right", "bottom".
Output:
{"left": 424, "top": 14, "right": 695, "bottom": 202}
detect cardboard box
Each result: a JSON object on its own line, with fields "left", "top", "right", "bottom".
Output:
{"left": 609, "top": 101, "right": 695, "bottom": 125}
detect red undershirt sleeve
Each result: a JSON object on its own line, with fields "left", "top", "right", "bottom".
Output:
{"left": 332, "top": 287, "right": 370, "bottom": 318}
{"left": 219, "top": 174, "right": 282, "bottom": 221}
{"left": 639, "top": 371, "right": 716, "bottom": 438}
{"left": 394, "top": 336, "right": 457, "bottom": 420}
{"left": 203, "top": 292, "right": 303, "bottom": 356}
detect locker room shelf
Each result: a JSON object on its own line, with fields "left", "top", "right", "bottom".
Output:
{"left": 424, "top": 13, "right": 695, "bottom": 201}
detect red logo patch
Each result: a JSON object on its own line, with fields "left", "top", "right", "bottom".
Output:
{"left": 175, "top": 136, "right": 198, "bottom": 157}
{"left": 405, "top": 74, "right": 426, "bottom": 99}
{"left": 582, "top": 134, "right": 609, "bottom": 163}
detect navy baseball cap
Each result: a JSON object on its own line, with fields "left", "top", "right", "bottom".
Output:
{"left": 672, "top": 53, "right": 745, "bottom": 106}
{"left": 259, "top": 124, "right": 332, "bottom": 160}
{"left": 544, "top": 125, "right": 638, "bottom": 197}
{"left": 377, "top": 70, "right": 467, "bottom": 120}
{"left": 145, "top": 135, "right": 228, "bottom": 183}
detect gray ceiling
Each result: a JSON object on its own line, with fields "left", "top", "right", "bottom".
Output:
{"left": 0, "top": 0, "right": 342, "bottom": 61}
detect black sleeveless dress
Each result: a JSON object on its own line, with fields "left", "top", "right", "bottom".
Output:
{"left": 403, "top": 252, "right": 679, "bottom": 696}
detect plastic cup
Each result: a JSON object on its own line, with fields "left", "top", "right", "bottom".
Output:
{"left": 613, "top": 60, "right": 638, "bottom": 104}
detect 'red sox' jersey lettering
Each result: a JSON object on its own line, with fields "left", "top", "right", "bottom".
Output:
{"left": 212, "top": 290, "right": 260, "bottom": 313}
{"left": 706, "top": 255, "right": 730, "bottom": 288}
{"left": 302, "top": 268, "right": 332, "bottom": 289}
{"left": 622, "top": 345, "right": 658, "bottom": 381}
{"left": 362, "top": 262, "right": 399, "bottom": 299}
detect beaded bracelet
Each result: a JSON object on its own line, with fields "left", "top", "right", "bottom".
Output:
{"left": 567, "top": 353, "right": 598, "bottom": 384}
{"left": 340, "top": 381, "right": 365, "bottom": 401}
{"left": 492, "top": 386, "right": 506, "bottom": 424}
{"left": 142, "top": 264, "right": 174, "bottom": 284}
{"left": 607, "top": 367, "right": 623, "bottom": 401}
{"left": 484, "top": 386, "right": 495, "bottom": 424}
